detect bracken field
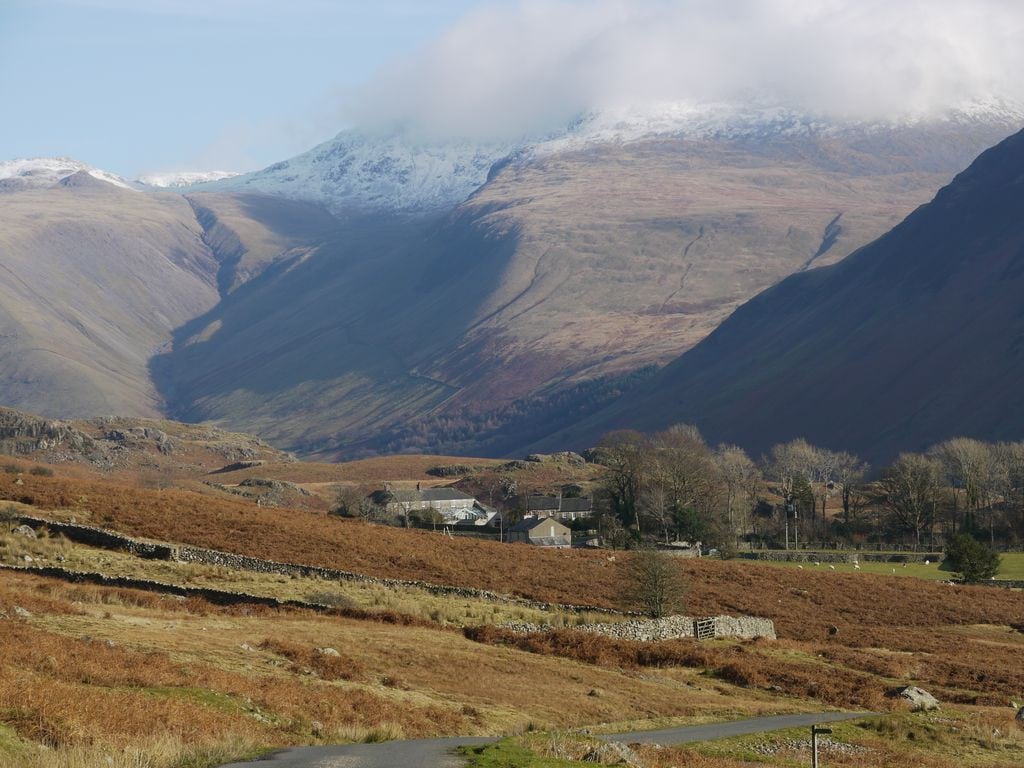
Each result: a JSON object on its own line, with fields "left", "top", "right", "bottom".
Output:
{"left": 1, "top": 463, "right": 1023, "bottom": 767}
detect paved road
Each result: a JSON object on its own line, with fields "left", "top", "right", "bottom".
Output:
{"left": 220, "top": 711, "right": 875, "bottom": 767}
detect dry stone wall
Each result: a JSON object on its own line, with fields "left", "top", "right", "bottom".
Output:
{"left": 0, "top": 563, "right": 314, "bottom": 610}
{"left": 13, "top": 515, "right": 623, "bottom": 615}
{"left": 503, "top": 614, "right": 776, "bottom": 641}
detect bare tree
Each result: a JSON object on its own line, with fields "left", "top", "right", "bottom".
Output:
{"left": 639, "top": 483, "right": 674, "bottom": 544}
{"left": 620, "top": 548, "right": 686, "bottom": 618}
{"left": 333, "top": 486, "right": 384, "bottom": 521}
{"left": 594, "top": 430, "right": 649, "bottom": 534}
{"left": 879, "top": 453, "right": 941, "bottom": 550}
{"left": 931, "top": 438, "right": 1002, "bottom": 542}
{"left": 651, "top": 425, "right": 726, "bottom": 546}
{"left": 716, "top": 444, "right": 762, "bottom": 543}
{"left": 995, "top": 441, "right": 1024, "bottom": 539}
{"left": 765, "top": 439, "right": 821, "bottom": 547}
{"left": 833, "top": 451, "right": 870, "bottom": 524}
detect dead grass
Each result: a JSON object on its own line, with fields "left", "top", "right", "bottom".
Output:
{"left": 0, "top": 569, "right": 797, "bottom": 767}
{"left": 464, "top": 627, "right": 888, "bottom": 711}
{"left": 4, "top": 472, "right": 1024, "bottom": 766}
{"left": 8, "top": 471, "right": 1021, "bottom": 637}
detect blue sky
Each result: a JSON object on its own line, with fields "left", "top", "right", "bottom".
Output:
{"left": 0, "top": 0, "right": 481, "bottom": 176}
{"left": 3, "top": 1, "right": 1022, "bottom": 177}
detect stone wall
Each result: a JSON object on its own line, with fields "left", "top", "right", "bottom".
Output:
{"left": 16, "top": 516, "right": 174, "bottom": 559}
{"left": 0, "top": 563, "right": 318, "bottom": 610}
{"left": 14, "top": 514, "right": 624, "bottom": 616}
{"left": 963, "top": 579, "right": 1024, "bottom": 589}
{"left": 502, "top": 614, "right": 776, "bottom": 641}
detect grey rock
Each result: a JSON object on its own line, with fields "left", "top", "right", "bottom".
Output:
{"left": 12, "top": 524, "right": 36, "bottom": 538}
{"left": 893, "top": 686, "right": 940, "bottom": 711}
{"left": 583, "top": 740, "right": 641, "bottom": 766}
{"left": 502, "top": 614, "right": 775, "bottom": 641}
{"left": 12, "top": 606, "right": 31, "bottom": 618}
{"left": 315, "top": 647, "right": 341, "bottom": 657}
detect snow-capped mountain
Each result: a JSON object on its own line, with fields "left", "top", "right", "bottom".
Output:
{"left": 532, "top": 98, "right": 1024, "bottom": 156}
{"left": 138, "top": 170, "right": 240, "bottom": 189}
{"left": 195, "top": 99, "right": 1024, "bottom": 214}
{"left": 196, "top": 132, "right": 516, "bottom": 212}
{"left": 0, "top": 157, "right": 136, "bottom": 191}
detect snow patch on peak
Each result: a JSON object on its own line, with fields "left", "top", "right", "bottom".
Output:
{"left": 138, "top": 170, "right": 240, "bottom": 189}
{"left": 536, "top": 98, "right": 1024, "bottom": 155}
{"left": 0, "top": 157, "right": 136, "bottom": 191}
{"left": 192, "top": 97, "right": 1024, "bottom": 214}
{"left": 199, "top": 132, "right": 514, "bottom": 213}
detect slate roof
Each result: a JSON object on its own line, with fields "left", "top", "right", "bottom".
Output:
{"left": 527, "top": 495, "right": 561, "bottom": 511}
{"left": 526, "top": 495, "right": 593, "bottom": 513}
{"left": 387, "top": 488, "right": 475, "bottom": 503}
{"left": 559, "top": 497, "right": 593, "bottom": 513}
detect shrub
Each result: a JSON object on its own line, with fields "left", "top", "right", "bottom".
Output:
{"left": 619, "top": 549, "right": 685, "bottom": 618}
{"left": 29, "top": 466, "right": 55, "bottom": 477}
{"left": 945, "top": 533, "right": 1000, "bottom": 581}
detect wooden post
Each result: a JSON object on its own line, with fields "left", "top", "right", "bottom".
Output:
{"left": 811, "top": 725, "right": 832, "bottom": 768}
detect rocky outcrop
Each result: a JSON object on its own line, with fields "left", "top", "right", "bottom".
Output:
{"left": 102, "top": 426, "right": 175, "bottom": 455}
{"left": 0, "top": 408, "right": 92, "bottom": 456}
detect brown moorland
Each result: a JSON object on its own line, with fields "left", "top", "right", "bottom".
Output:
{"left": 3, "top": 470, "right": 1022, "bottom": 638}
{"left": 0, "top": 570, "right": 798, "bottom": 768}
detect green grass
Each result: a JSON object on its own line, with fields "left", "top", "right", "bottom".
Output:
{"left": 142, "top": 686, "right": 255, "bottom": 716}
{"left": 743, "top": 552, "right": 1024, "bottom": 581}
{"left": 460, "top": 739, "right": 584, "bottom": 767}
{"left": 0, "top": 723, "right": 29, "bottom": 758}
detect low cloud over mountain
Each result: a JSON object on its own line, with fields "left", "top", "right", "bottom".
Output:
{"left": 348, "top": 0, "right": 1024, "bottom": 141}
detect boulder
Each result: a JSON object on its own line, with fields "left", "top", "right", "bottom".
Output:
{"left": 12, "top": 606, "right": 31, "bottom": 619}
{"left": 315, "top": 647, "right": 340, "bottom": 657}
{"left": 892, "top": 685, "right": 940, "bottom": 711}
{"left": 583, "top": 741, "right": 641, "bottom": 766}
{"left": 12, "top": 524, "right": 36, "bottom": 539}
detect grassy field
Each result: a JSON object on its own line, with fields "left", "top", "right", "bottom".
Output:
{"left": 745, "top": 553, "right": 1024, "bottom": 581}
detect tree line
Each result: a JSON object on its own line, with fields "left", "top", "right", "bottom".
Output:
{"left": 589, "top": 428, "right": 1024, "bottom": 555}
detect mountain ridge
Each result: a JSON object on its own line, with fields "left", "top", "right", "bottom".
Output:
{"left": 538, "top": 126, "right": 1024, "bottom": 462}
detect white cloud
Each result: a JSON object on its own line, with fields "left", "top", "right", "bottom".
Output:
{"left": 347, "top": 0, "right": 1024, "bottom": 140}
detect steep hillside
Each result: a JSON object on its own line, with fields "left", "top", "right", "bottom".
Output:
{"left": 2, "top": 113, "right": 1020, "bottom": 460}
{"left": 0, "top": 177, "right": 219, "bottom": 417}
{"left": 155, "top": 118, "right": 1020, "bottom": 458}
{"left": 549, "top": 127, "right": 1024, "bottom": 462}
